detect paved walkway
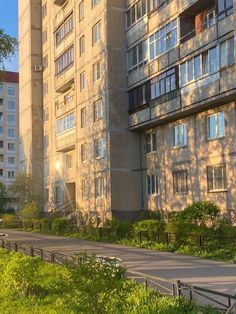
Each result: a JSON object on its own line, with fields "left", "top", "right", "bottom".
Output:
{"left": 2, "top": 229, "right": 236, "bottom": 297}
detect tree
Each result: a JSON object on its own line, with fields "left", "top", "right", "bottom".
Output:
{"left": 0, "top": 182, "right": 8, "bottom": 214}
{"left": 9, "top": 174, "right": 41, "bottom": 211}
{"left": 0, "top": 28, "right": 17, "bottom": 75}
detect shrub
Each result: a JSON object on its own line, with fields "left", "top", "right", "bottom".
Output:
{"left": 19, "top": 201, "right": 39, "bottom": 220}
{"left": 139, "top": 210, "right": 162, "bottom": 221}
{"left": 103, "top": 218, "right": 132, "bottom": 231}
{"left": 32, "top": 218, "right": 41, "bottom": 230}
{"left": 1, "top": 214, "right": 19, "bottom": 228}
{"left": 176, "top": 201, "right": 220, "bottom": 227}
{"left": 40, "top": 218, "right": 53, "bottom": 233}
{"left": 51, "top": 218, "right": 70, "bottom": 235}
{"left": 22, "top": 218, "right": 33, "bottom": 229}
{"left": 133, "top": 219, "right": 165, "bottom": 234}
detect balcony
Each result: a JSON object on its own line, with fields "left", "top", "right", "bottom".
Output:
{"left": 55, "top": 65, "right": 74, "bottom": 93}
{"left": 55, "top": 95, "right": 75, "bottom": 118}
{"left": 56, "top": 130, "right": 75, "bottom": 152}
{"left": 54, "top": 0, "right": 73, "bottom": 29}
{"left": 54, "top": 0, "right": 67, "bottom": 6}
{"left": 126, "top": 16, "right": 148, "bottom": 47}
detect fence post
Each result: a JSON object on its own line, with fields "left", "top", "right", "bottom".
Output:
{"left": 177, "top": 280, "right": 181, "bottom": 297}
{"left": 166, "top": 233, "right": 169, "bottom": 246}
{"left": 139, "top": 231, "right": 142, "bottom": 246}
{"left": 99, "top": 228, "right": 102, "bottom": 241}
{"left": 30, "top": 246, "right": 34, "bottom": 257}
{"left": 145, "top": 277, "right": 148, "bottom": 290}
{"left": 14, "top": 243, "right": 18, "bottom": 252}
{"left": 51, "top": 252, "right": 55, "bottom": 263}
{"left": 40, "top": 249, "right": 44, "bottom": 261}
{"left": 1, "top": 240, "right": 4, "bottom": 249}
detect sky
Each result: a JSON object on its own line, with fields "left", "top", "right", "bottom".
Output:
{"left": 0, "top": 0, "right": 18, "bottom": 72}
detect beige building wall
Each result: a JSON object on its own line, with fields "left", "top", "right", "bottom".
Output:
{"left": 0, "top": 73, "right": 19, "bottom": 187}
{"left": 19, "top": 0, "right": 44, "bottom": 203}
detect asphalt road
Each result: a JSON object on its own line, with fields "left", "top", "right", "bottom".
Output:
{"left": 1, "top": 229, "right": 236, "bottom": 301}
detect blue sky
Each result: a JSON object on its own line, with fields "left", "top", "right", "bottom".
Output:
{"left": 0, "top": 0, "right": 18, "bottom": 72}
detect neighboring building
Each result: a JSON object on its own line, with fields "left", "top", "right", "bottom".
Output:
{"left": 19, "top": 0, "right": 141, "bottom": 222}
{"left": 19, "top": 0, "right": 236, "bottom": 222}
{"left": 128, "top": 0, "right": 236, "bottom": 221}
{"left": 0, "top": 71, "right": 19, "bottom": 186}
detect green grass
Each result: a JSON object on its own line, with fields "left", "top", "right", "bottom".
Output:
{"left": 0, "top": 249, "right": 220, "bottom": 314}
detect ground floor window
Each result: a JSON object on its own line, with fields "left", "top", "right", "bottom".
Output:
{"left": 173, "top": 170, "right": 188, "bottom": 193}
{"left": 207, "top": 164, "right": 226, "bottom": 191}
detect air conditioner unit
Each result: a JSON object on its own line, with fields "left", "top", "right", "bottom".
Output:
{"left": 34, "top": 65, "right": 43, "bottom": 72}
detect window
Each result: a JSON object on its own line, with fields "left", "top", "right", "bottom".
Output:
{"left": 0, "top": 127, "right": 3, "bottom": 135}
{"left": 80, "top": 72, "right": 86, "bottom": 91}
{"left": 81, "top": 143, "right": 87, "bottom": 162}
{"left": 94, "top": 138, "right": 104, "bottom": 158}
{"left": 149, "top": 0, "right": 172, "bottom": 11}
{"left": 0, "top": 98, "right": 3, "bottom": 105}
{"left": 127, "top": 0, "right": 147, "bottom": 28}
{"left": 94, "top": 98, "right": 103, "bottom": 121}
{"left": 92, "top": 0, "right": 101, "bottom": 8}
{"left": 146, "top": 174, "right": 158, "bottom": 195}
{"left": 43, "top": 55, "right": 48, "bottom": 69}
{"left": 43, "top": 108, "right": 49, "bottom": 122}
{"left": 145, "top": 132, "right": 157, "bottom": 153}
{"left": 149, "top": 18, "right": 178, "bottom": 60}
{"left": 93, "top": 60, "right": 102, "bottom": 81}
{"left": 92, "top": 21, "right": 101, "bottom": 45}
{"left": 95, "top": 176, "right": 104, "bottom": 198}
{"left": 65, "top": 154, "right": 72, "bottom": 169}
{"left": 180, "top": 46, "right": 218, "bottom": 85}
{"left": 8, "top": 143, "right": 14, "bottom": 151}
{"left": 129, "top": 83, "right": 148, "bottom": 111}
{"left": 79, "top": 1, "right": 84, "bottom": 21}
{"left": 7, "top": 100, "right": 15, "bottom": 110}
{"left": 55, "top": 46, "right": 74, "bottom": 76}
{"left": 173, "top": 170, "right": 188, "bottom": 193}
{"left": 207, "top": 164, "right": 226, "bottom": 191}
{"left": 64, "top": 93, "right": 72, "bottom": 103}
{"left": 128, "top": 40, "right": 148, "bottom": 73}
{"left": 42, "top": 2, "right": 47, "bottom": 19}
{"left": 0, "top": 154, "right": 3, "bottom": 162}
{"left": 42, "top": 29, "right": 47, "bottom": 45}
{"left": 44, "top": 135, "right": 49, "bottom": 149}
{"left": 218, "top": 0, "right": 233, "bottom": 20}
{"left": 8, "top": 129, "right": 15, "bottom": 138}
{"left": 82, "top": 179, "right": 88, "bottom": 199}
{"left": 80, "top": 36, "right": 85, "bottom": 56}
{"left": 0, "top": 169, "right": 3, "bottom": 177}
{"left": 56, "top": 112, "right": 75, "bottom": 135}
{"left": 7, "top": 87, "right": 15, "bottom": 96}
{"left": 8, "top": 156, "right": 15, "bottom": 165}
{"left": 0, "top": 141, "right": 3, "bottom": 148}
{"left": 43, "top": 82, "right": 48, "bottom": 97}
{"left": 81, "top": 107, "right": 87, "bottom": 128}
{"left": 8, "top": 171, "right": 14, "bottom": 179}
{"left": 220, "top": 37, "right": 234, "bottom": 68}
{"left": 173, "top": 123, "right": 187, "bottom": 147}
{"left": 0, "top": 86, "right": 3, "bottom": 94}
{"left": 207, "top": 112, "right": 225, "bottom": 140}
{"left": 0, "top": 112, "right": 3, "bottom": 121}
{"left": 55, "top": 14, "right": 73, "bottom": 46}
{"left": 7, "top": 114, "right": 15, "bottom": 124}
{"left": 55, "top": 186, "right": 61, "bottom": 204}
{"left": 151, "top": 67, "right": 177, "bottom": 100}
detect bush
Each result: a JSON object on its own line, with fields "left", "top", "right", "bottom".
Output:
{"left": 1, "top": 214, "right": 20, "bottom": 228}
{"left": 51, "top": 218, "right": 70, "bottom": 235}
{"left": 19, "top": 201, "right": 39, "bottom": 220}
{"left": 22, "top": 218, "right": 33, "bottom": 229}
{"left": 133, "top": 219, "right": 165, "bottom": 234}
{"left": 40, "top": 218, "right": 53, "bottom": 233}
{"left": 32, "top": 218, "right": 41, "bottom": 230}
{"left": 139, "top": 210, "right": 162, "bottom": 221}
{"left": 176, "top": 201, "right": 220, "bottom": 227}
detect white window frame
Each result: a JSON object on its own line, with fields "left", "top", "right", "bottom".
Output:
{"left": 173, "top": 123, "right": 187, "bottom": 148}
{"left": 207, "top": 112, "right": 225, "bottom": 140}
{"left": 146, "top": 174, "right": 158, "bottom": 195}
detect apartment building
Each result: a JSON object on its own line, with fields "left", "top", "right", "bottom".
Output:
{"left": 0, "top": 71, "right": 19, "bottom": 186}
{"left": 19, "top": 0, "right": 236, "bottom": 222}
{"left": 127, "top": 0, "right": 236, "bottom": 221}
{"left": 19, "top": 0, "right": 141, "bottom": 222}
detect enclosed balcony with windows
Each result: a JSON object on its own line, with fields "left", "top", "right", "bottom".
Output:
{"left": 179, "top": 0, "right": 233, "bottom": 45}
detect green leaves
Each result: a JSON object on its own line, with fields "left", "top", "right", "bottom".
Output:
{"left": 0, "top": 28, "right": 17, "bottom": 73}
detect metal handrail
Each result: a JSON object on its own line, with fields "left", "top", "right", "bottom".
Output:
{"left": 49, "top": 198, "right": 76, "bottom": 217}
